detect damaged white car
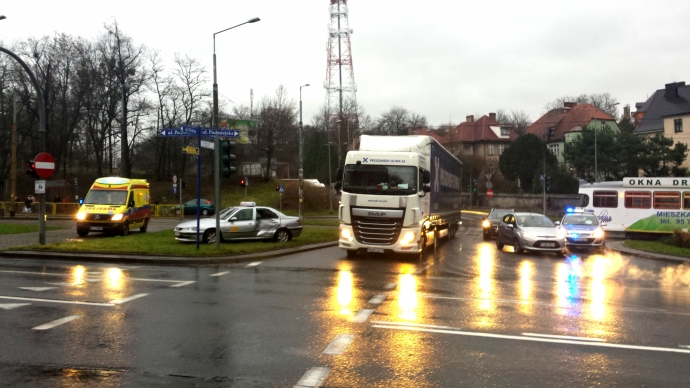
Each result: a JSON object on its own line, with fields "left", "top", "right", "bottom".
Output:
{"left": 174, "top": 202, "right": 302, "bottom": 244}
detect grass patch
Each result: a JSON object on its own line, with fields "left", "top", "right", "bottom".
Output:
{"left": 301, "top": 219, "right": 340, "bottom": 227}
{"left": 0, "top": 224, "right": 60, "bottom": 235}
{"left": 18, "top": 227, "right": 338, "bottom": 257}
{"left": 624, "top": 238, "right": 690, "bottom": 258}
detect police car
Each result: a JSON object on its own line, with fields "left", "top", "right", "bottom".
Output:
{"left": 559, "top": 208, "right": 605, "bottom": 251}
{"left": 174, "top": 202, "right": 302, "bottom": 244}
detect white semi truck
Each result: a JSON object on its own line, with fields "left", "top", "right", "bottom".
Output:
{"left": 336, "top": 135, "right": 463, "bottom": 258}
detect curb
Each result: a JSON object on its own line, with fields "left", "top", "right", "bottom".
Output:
{"left": 0, "top": 241, "right": 340, "bottom": 266}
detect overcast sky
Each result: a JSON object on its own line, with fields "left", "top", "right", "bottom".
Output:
{"left": 2, "top": 0, "right": 689, "bottom": 128}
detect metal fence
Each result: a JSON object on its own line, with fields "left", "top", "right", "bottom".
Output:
{"left": 0, "top": 202, "right": 184, "bottom": 218}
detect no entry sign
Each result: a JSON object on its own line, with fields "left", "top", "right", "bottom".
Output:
{"left": 34, "top": 152, "right": 55, "bottom": 179}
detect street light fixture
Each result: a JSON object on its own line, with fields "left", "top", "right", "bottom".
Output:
{"left": 212, "top": 16, "right": 259, "bottom": 249}
{"left": 298, "top": 84, "right": 310, "bottom": 220}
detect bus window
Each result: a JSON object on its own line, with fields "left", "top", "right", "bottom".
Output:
{"left": 684, "top": 192, "right": 690, "bottom": 209}
{"left": 593, "top": 190, "right": 618, "bottom": 208}
{"left": 654, "top": 191, "right": 680, "bottom": 209}
{"left": 625, "top": 191, "right": 651, "bottom": 209}
{"left": 577, "top": 194, "right": 589, "bottom": 207}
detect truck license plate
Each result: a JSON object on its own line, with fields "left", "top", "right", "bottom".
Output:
{"left": 91, "top": 227, "right": 103, "bottom": 231}
{"left": 366, "top": 248, "right": 384, "bottom": 253}
{"left": 541, "top": 242, "right": 555, "bottom": 248}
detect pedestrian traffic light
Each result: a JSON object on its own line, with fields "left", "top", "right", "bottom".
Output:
{"left": 25, "top": 160, "right": 39, "bottom": 179}
{"left": 219, "top": 140, "right": 237, "bottom": 178}
{"left": 182, "top": 180, "right": 187, "bottom": 189}
{"left": 240, "top": 178, "right": 246, "bottom": 187}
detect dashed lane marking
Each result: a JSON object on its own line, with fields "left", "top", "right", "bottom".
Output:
{"left": 0, "top": 295, "right": 113, "bottom": 307}
{"left": 0, "top": 303, "right": 31, "bottom": 310}
{"left": 294, "top": 367, "right": 330, "bottom": 387}
{"left": 245, "top": 262, "right": 262, "bottom": 268}
{"left": 322, "top": 334, "right": 355, "bottom": 355}
{"left": 368, "top": 294, "right": 386, "bottom": 304}
{"left": 383, "top": 282, "right": 396, "bottom": 290}
{"left": 372, "top": 324, "right": 690, "bottom": 355}
{"left": 522, "top": 333, "right": 605, "bottom": 342}
{"left": 209, "top": 271, "right": 230, "bottom": 277}
{"left": 18, "top": 287, "right": 57, "bottom": 292}
{"left": 349, "top": 309, "right": 375, "bottom": 323}
{"left": 33, "top": 315, "right": 81, "bottom": 330}
{"left": 169, "top": 281, "right": 195, "bottom": 288}
{"left": 109, "top": 293, "right": 148, "bottom": 305}
{"left": 370, "top": 320, "right": 457, "bottom": 330}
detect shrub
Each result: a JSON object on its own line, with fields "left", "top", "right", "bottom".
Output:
{"left": 672, "top": 229, "right": 690, "bottom": 248}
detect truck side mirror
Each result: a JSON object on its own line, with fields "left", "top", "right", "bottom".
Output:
{"left": 423, "top": 170, "right": 431, "bottom": 184}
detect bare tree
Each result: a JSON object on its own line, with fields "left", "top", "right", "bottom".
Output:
{"left": 370, "top": 106, "right": 427, "bottom": 136}
{"left": 544, "top": 93, "right": 619, "bottom": 118}
{"left": 251, "top": 86, "right": 297, "bottom": 181}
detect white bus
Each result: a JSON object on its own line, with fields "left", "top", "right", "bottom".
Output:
{"left": 577, "top": 177, "right": 690, "bottom": 234}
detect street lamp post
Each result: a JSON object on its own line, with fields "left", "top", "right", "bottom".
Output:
{"left": 212, "top": 17, "right": 259, "bottom": 249}
{"left": 299, "top": 84, "right": 310, "bottom": 220}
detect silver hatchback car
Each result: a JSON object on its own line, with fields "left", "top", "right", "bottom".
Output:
{"left": 496, "top": 212, "right": 566, "bottom": 255}
{"left": 174, "top": 202, "right": 302, "bottom": 244}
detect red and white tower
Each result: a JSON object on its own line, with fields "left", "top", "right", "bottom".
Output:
{"left": 325, "top": 0, "right": 357, "bottom": 161}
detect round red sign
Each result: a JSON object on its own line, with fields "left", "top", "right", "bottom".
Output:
{"left": 34, "top": 152, "right": 55, "bottom": 179}
{"left": 487, "top": 189, "right": 494, "bottom": 198}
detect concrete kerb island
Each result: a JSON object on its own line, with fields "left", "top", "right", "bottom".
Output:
{"left": 0, "top": 241, "right": 339, "bottom": 265}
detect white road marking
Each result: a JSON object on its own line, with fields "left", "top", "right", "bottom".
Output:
{"left": 370, "top": 320, "right": 457, "bottom": 330}
{"left": 522, "top": 332, "right": 605, "bottom": 342}
{"left": 294, "top": 367, "right": 330, "bottom": 387}
{"left": 0, "top": 270, "right": 67, "bottom": 277}
{"left": 383, "top": 282, "right": 397, "bottom": 290}
{"left": 126, "top": 277, "right": 190, "bottom": 283}
{"left": 350, "top": 309, "right": 375, "bottom": 323}
{"left": 46, "top": 282, "right": 75, "bottom": 287}
{"left": 109, "top": 293, "right": 149, "bottom": 305}
{"left": 680, "top": 345, "right": 690, "bottom": 349}
{"left": 0, "top": 295, "right": 113, "bottom": 307}
{"left": 170, "top": 281, "right": 195, "bottom": 288}
{"left": 413, "top": 264, "right": 432, "bottom": 275}
{"left": 245, "top": 262, "right": 262, "bottom": 268}
{"left": 322, "top": 334, "right": 355, "bottom": 355}
{"left": 368, "top": 294, "right": 386, "bottom": 304}
{"left": 86, "top": 278, "right": 101, "bottom": 283}
{"left": 0, "top": 303, "right": 31, "bottom": 310}
{"left": 33, "top": 315, "right": 81, "bottom": 330}
{"left": 372, "top": 324, "right": 690, "bottom": 355}
{"left": 209, "top": 271, "right": 230, "bottom": 277}
{"left": 19, "top": 287, "right": 56, "bottom": 292}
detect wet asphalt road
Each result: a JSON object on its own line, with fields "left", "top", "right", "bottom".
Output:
{"left": 1, "top": 224, "right": 690, "bottom": 387}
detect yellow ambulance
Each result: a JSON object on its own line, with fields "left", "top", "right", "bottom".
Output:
{"left": 76, "top": 177, "right": 151, "bottom": 236}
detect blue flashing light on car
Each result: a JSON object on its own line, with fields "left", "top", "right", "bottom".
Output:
{"left": 566, "top": 207, "right": 574, "bottom": 213}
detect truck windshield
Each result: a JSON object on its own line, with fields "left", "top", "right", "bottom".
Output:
{"left": 343, "top": 164, "right": 417, "bottom": 194}
{"left": 84, "top": 190, "right": 128, "bottom": 205}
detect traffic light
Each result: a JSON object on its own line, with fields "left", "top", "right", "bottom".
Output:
{"left": 25, "top": 160, "right": 39, "bottom": 179}
{"left": 181, "top": 180, "right": 187, "bottom": 189}
{"left": 473, "top": 178, "right": 477, "bottom": 192}
{"left": 219, "top": 140, "right": 237, "bottom": 178}
{"left": 240, "top": 178, "right": 246, "bottom": 187}
{"left": 545, "top": 176, "right": 552, "bottom": 191}
{"left": 275, "top": 185, "right": 280, "bottom": 192}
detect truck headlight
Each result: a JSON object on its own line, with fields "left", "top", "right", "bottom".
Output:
{"left": 76, "top": 212, "right": 86, "bottom": 220}
{"left": 399, "top": 231, "right": 416, "bottom": 244}
{"left": 111, "top": 214, "right": 123, "bottom": 221}
{"left": 482, "top": 220, "right": 490, "bottom": 228}
{"left": 340, "top": 228, "right": 353, "bottom": 242}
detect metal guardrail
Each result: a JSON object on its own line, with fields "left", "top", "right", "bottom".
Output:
{"left": 0, "top": 202, "right": 184, "bottom": 218}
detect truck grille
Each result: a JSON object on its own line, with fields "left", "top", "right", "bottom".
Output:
{"left": 352, "top": 217, "right": 402, "bottom": 245}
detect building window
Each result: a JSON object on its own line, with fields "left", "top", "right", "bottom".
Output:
{"left": 488, "top": 164, "right": 494, "bottom": 174}
{"left": 463, "top": 145, "right": 473, "bottom": 155}
{"left": 549, "top": 144, "right": 559, "bottom": 156}
{"left": 500, "top": 127, "right": 510, "bottom": 136}
{"left": 593, "top": 190, "right": 618, "bottom": 208}
{"left": 654, "top": 191, "right": 680, "bottom": 209}
{"left": 675, "top": 118, "right": 683, "bottom": 133}
{"left": 624, "top": 191, "right": 651, "bottom": 209}
{"left": 488, "top": 144, "right": 494, "bottom": 155}
{"left": 499, "top": 144, "right": 505, "bottom": 155}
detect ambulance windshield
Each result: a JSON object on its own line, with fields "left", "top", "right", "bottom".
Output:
{"left": 84, "top": 190, "right": 128, "bottom": 205}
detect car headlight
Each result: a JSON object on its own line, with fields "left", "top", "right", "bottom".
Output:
{"left": 592, "top": 228, "right": 604, "bottom": 239}
{"left": 340, "top": 228, "right": 353, "bottom": 242}
{"left": 557, "top": 229, "right": 567, "bottom": 239}
{"left": 482, "top": 220, "right": 490, "bottom": 228}
{"left": 76, "top": 212, "right": 86, "bottom": 220}
{"left": 399, "top": 231, "right": 416, "bottom": 244}
{"left": 111, "top": 214, "right": 123, "bottom": 221}
{"left": 521, "top": 230, "right": 535, "bottom": 239}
